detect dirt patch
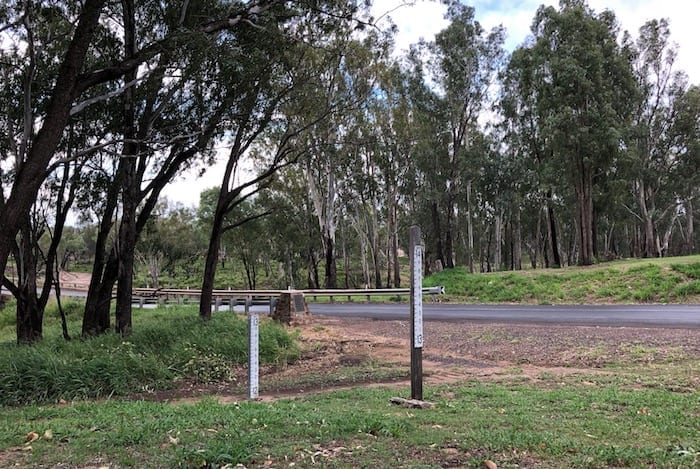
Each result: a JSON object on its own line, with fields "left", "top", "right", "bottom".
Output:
{"left": 138, "top": 314, "right": 700, "bottom": 404}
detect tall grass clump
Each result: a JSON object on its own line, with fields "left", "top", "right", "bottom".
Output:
{"left": 0, "top": 305, "right": 298, "bottom": 406}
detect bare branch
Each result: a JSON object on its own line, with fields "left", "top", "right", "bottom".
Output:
{"left": 70, "top": 76, "right": 145, "bottom": 116}
{"left": 221, "top": 210, "right": 273, "bottom": 233}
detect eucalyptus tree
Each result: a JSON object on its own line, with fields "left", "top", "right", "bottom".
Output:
{"left": 505, "top": 0, "right": 636, "bottom": 265}
{"left": 368, "top": 63, "right": 415, "bottom": 286}
{"left": 626, "top": 19, "right": 691, "bottom": 257}
{"left": 257, "top": 167, "right": 323, "bottom": 289}
{"left": 136, "top": 201, "right": 202, "bottom": 289}
{"left": 501, "top": 39, "right": 566, "bottom": 268}
{"left": 406, "top": 1, "right": 505, "bottom": 272}
{"left": 197, "top": 1, "right": 382, "bottom": 316}
{"left": 284, "top": 31, "right": 390, "bottom": 290}
{"left": 2, "top": 1, "right": 322, "bottom": 338}
{"left": 81, "top": 0, "right": 231, "bottom": 335}
{"left": 669, "top": 85, "right": 700, "bottom": 255}
{"left": 0, "top": 1, "right": 114, "bottom": 342}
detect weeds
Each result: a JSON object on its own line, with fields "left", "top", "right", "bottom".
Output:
{"left": 0, "top": 305, "right": 298, "bottom": 406}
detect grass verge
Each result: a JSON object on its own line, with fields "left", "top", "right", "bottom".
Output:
{"left": 0, "top": 377, "right": 697, "bottom": 468}
{"left": 0, "top": 305, "right": 298, "bottom": 406}
{"left": 424, "top": 256, "right": 700, "bottom": 304}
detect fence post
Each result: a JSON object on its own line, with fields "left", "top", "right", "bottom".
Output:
{"left": 410, "top": 225, "right": 423, "bottom": 400}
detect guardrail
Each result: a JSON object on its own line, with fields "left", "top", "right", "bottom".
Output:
{"left": 130, "top": 286, "right": 445, "bottom": 308}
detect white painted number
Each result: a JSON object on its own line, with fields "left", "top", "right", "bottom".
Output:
{"left": 249, "top": 313, "right": 260, "bottom": 399}
{"left": 413, "top": 245, "right": 423, "bottom": 349}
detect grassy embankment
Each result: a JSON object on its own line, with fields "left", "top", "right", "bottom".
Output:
{"left": 424, "top": 256, "right": 700, "bottom": 304}
{"left": 0, "top": 256, "right": 698, "bottom": 467}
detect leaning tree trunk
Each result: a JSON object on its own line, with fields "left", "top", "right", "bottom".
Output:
{"left": 200, "top": 211, "right": 225, "bottom": 320}
{"left": 15, "top": 224, "right": 42, "bottom": 344}
{"left": 113, "top": 0, "right": 137, "bottom": 337}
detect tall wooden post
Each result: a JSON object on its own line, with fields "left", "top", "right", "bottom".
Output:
{"left": 409, "top": 226, "right": 423, "bottom": 400}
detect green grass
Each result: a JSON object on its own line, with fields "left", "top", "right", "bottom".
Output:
{"left": 0, "top": 381, "right": 697, "bottom": 468}
{"left": 424, "top": 255, "right": 700, "bottom": 304}
{"left": 0, "top": 304, "right": 298, "bottom": 406}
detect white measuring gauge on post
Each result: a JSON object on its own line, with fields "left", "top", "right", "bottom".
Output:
{"left": 413, "top": 244, "right": 423, "bottom": 348}
{"left": 248, "top": 305, "right": 259, "bottom": 400}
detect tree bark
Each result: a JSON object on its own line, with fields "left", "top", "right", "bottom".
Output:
{"left": 513, "top": 207, "right": 522, "bottom": 270}
{"left": 444, "top": 193, "right": 455, "bottom": 269}
{"left": 685, "top": 198, "right": 694, "bottom": 255}
{"left": 575, "top": 164, "right": 595, "bottom": 265}
{"left": 200, "top": 202, "right": 226, "bottom": 319}
{"left": 430, "top": 201, "right": 445, "bottom": 270}
{"left": 494, "top": 211, "right": 502, "bottom": 271}
{"left": 545, "top": 191, "right": 561, "bottom": 267}
{"left": 15, "top": 223, "right": 42, "bottom": 344}
{"left": 113, "top": 0, "right": 137, "bottom": 337}
{"left": 323, "top": 229, "right": 337, "bottom": 288}
{"left": 466, "top": 181, "right": 475, "bottom": 273}
{"left": 391, "top": 203, "right": 400, "bottom": 287}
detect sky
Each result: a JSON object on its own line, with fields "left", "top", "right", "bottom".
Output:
{"left": 163, "top": 0, "right": 698, "bottom": 208}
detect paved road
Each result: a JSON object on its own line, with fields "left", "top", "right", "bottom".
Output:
{"left": 308, "top": 303, "right": 700, "bottom": 328}
{"left": 54, "top": 288, "right": 700, "bottom": 328}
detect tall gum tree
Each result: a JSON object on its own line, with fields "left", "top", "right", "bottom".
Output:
{"left": 407, "top": 2, "right": 505, "bottom": 271}
{"left": 509, "top": 0, "right": 636, "bottom": 265}
{"left": 198, "top": 2, "right": 381, "bottom": 317}
{"left": 1, "top": 1, "right": 306, "bottom": 339}
{"left": 628, "top": 19, "right": 690, "bottom": 258}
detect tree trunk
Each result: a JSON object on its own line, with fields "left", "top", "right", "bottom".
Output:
{"left": 545, "top": 191, "right": 561, "bottom": 267}
{"left": 15, "top": 224, "right": 42, "bottom": 344}
{"left": 200, "top": 212, "right": 225, "bottom": 320}
{"left": 444, "top": 193, "right": 455, "bottom": 269}
{"left": 575, "top": 165, "right": 595, "bottom": 265}
{"left": 635, "top": 179, "right": 656, "bottom": 258}
{"left": 685, "top": 198, "right": 694, "bottom": 255}
{"left": 323, "top": 229, "right": 337, "bottom": 288}
{"left": 466, "top": 181, "right": 474, "bottom": 273}
{"left": 430, "top": 201, "right": 445, "bottom": 270}
{"left": 342, "top": 231, "right": 350, "bottom": 289}
{"left": 372, "top": 230, "right": 382, "bottom": 289}
{"left": 494, "top": 211, "right": 502, "bottom": 271}
{"left": 307, "top": 247, "right": 319, "bottom": 289}
{"left": 513, "top": 207, "right": 522, "bottom": 270}
{"left": 114, "top": 0, "right": 137, "bottom": 337}
{"left": 391, "top": 203, "right": 400, "bottom": 287}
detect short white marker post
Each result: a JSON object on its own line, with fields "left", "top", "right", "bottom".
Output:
{"left": 409, "top": 226, "right": 423, "bottom": 400}
{"left": 247, "top": 299, "right": 259, "bottom": 400}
